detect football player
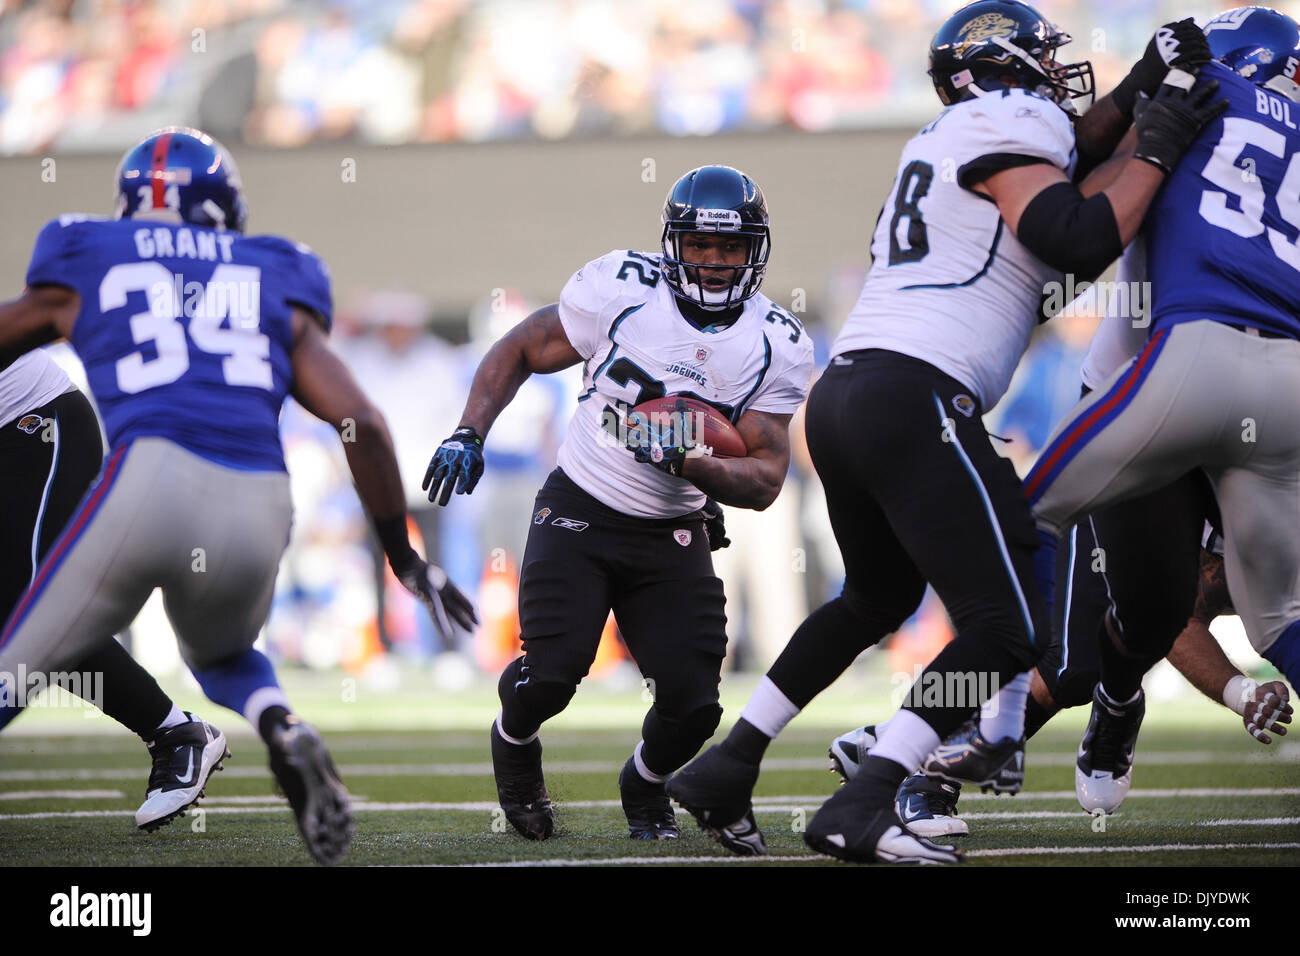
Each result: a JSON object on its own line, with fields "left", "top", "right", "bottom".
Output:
{"left": 0, "top": 351, "right": 232, "bottom": 832}
{"left": 0, "top": 127, "right": 477, "bottom": 864}
{"left": 1020, "top": 4, "right": 1300, "bottom": 814}
{"left": 424, "top": 165, "right": 813, "bottom": 841}
{"left": 666, "top": 0, "right": 1223, "bottom": 863}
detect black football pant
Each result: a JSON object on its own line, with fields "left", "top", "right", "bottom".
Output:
{"left": 0, "top": 388, "right": 171, "bottom": 737}
{"left": 766, "top": 351, "right": 1049, "bottom": 739}
{"left": 498, "top": 469, "right": 726, "bottom": 776}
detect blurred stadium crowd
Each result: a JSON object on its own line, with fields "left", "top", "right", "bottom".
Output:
{"left": 0, "top": 0, "right": 1261, "bottom": 154}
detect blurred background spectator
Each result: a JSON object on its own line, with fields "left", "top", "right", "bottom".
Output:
{"left": 1, "top": 0, "right": 1274, "bottom": 154}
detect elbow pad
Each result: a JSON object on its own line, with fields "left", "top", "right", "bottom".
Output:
{"left": 1016, "top": 182, "right": 1123, "bottom": 279}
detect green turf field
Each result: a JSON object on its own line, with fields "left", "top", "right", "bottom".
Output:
{"left": 1, "top": 663, "right": 1296, "bottom": 866}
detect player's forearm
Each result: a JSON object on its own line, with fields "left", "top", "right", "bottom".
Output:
{"left": 1101, "top": 159, "right": 1166, "bottom": 244}
{"left": 1167, "top": 617, "right": 1241, "bottom": 707}
{"left": 457, "top": 339, "right": 531, "bottom": 436}
{"left": 1074, "top": 95, "right": 1132, "bottom": 180}
{"left": 681, "top": 454, "right": 783, "bottom": 511}
{"left": 341, "top": 406, "right": 408, "bottom": 532}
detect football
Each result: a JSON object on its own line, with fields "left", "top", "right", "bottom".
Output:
{"left": 630, "top": 395, "right": 748, "bottom": 459}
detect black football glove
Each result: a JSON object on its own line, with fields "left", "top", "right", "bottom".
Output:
{"left": 1114, "top": 19, "right": 1212, "bottom": 118}
{"left": 624, "top": 406, "right": 713, "bottom": 478}
{"left": 423, "top": 426, "right": 485, "bottom": 506}
{"left": 702, "top": 497, "right": 730, "bottom": 551}
{"left": 1133, "top": 76, "right": 1228, "bottom": 174}
{"left": 391, "top": 551, "right": 479, "bottom": 638}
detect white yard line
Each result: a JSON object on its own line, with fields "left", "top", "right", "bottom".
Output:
{"left": 0, "top": 789, "right": 123, "bottom": 801}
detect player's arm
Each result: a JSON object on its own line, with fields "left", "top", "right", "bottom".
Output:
{"left": 679, "top": 410, "right": 792, "bottom": 511}
{"left": 1074, "top": 19, "right": 1211, "bottom": 178}
{"left": 1165, "top": 548, "right": 1293, "bottom": 744}
{"left": 424, "top": 303, "right": 581, "bottom": 506}
{"left": 0, "top": 284, "right": 79, "bottom": 366}
{"left": 973, "top": 81, "right": 1226, "bottom": 279}
{"left": 289, "top": 307, "right": 476, "bottom": 635}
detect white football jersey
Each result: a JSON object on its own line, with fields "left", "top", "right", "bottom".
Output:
{"left": 0, "top": 349, "right": 73, "bottom": 429}
{"left": 1079, "top": 239, "right": 1150, "bottom": 391}
{"left": 833, "top": 88, "right": 1077, "bottom": 409}
{"left": 556, "top": 249, "right": 814, "bottom": 518}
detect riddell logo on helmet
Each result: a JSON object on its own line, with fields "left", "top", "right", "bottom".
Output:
{"left": 695, "top": 209, "right": 742, "bottom": 230}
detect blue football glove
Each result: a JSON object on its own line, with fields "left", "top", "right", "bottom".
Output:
{"left": 423, "top": 426, "right": 485, "bottom": 506}
{"left": 624, "top": 407, "right": 713, "bottom": 478}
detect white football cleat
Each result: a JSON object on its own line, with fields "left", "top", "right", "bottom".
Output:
{"left": 1075, "top": 686, "right": 1145, "bottom": 815}
{"left": 137, "top": 713, "right": 229, "bottom": 831}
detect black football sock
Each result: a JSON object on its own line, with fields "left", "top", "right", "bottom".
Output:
{"left": 1097, "top": 615, "right": 1150, "bottom": 704}
{"left": 766, "top": 597, "right": 890, "bottom": 708}
{"left": 257, "top": 705, "right": 293, "bottom": 746}
{"left": 76, "top": 639, "right": 172, "bottom": 739}
{"left": 856, "top": 755, "right": 910, "bottom": 806}
{"left": 721, "top": 718, "right": 771, "bottom": 764}
{"left": 1024, "top": 693, "right": 1055, "bottom": 740}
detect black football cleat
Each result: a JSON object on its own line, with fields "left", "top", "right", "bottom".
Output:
{"left": 268, "top": 716, "right": 353, "bottom": 865}
{"left": 665, "top": 744, "right": 767, "bottom": 855}
{"left": 490, "top": 719, "right": 554, "bottom": 840}
{"left": 618, "top": 756, "right": 679, "bottom": 840}
{"left": 921, "top": 719, "right": 1024, "bottom": 794}
{"left": 1076, "top": 686, "right": 1145, "bottom": 814}
{"left": 804, "top": 775, "right": 963, "bottom": 865}
{"left": 828, "top": 724, "right": 877, "bottom": 784}
{"left": 895, "top": 772, "right": 968, "bottom": 838}
{"left": 137, "top": 713, "right": 230, "bottom": 831}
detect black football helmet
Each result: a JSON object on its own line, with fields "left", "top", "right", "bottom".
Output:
{"left": 661, "top": 165, "right": 770, "bottom": 311}
{"left": 929, "top": 0, "right": 1094, "bottom": 111}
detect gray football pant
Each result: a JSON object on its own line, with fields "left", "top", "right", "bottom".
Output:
{"left": 0, "top": 437, "right": 291, "bottom": 677}
{"left": 1027, "top": 320, "right": 1300, "bottom": 655}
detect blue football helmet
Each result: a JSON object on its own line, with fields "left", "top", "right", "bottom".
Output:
{"left": 1205, "top": 6, "right": 1300, "bottom": 101}
{"left": 113, "top": 126, "right": 248, "bottom": 232}
{"left": 660, "top": 165, "right": 770, "bottom": 311}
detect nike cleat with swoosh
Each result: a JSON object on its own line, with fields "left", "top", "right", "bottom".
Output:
{"left": 137, "top": 713, "right": 230, "bottom": 832}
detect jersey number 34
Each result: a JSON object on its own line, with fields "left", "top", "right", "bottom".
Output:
{"left": 100, "top": 262, "right": 272, "bottom": 394}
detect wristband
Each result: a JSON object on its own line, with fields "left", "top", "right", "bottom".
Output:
{"left": 375, "top": 513, "right": 417, "bottom": 568}
{"left": 1223, "top": 675, "right": 1258, "bottom": 716}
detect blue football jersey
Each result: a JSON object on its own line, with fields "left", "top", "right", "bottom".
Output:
{"left": 1147, "top": 61, "right": 1300, "bottom": 339}
{"left": 25, "top": 216, "right": 332, "bottom": 471}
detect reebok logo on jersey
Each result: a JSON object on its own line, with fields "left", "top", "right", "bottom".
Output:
{"left": 551, "top": 517, "right": 589, "bottom": 532}
{"left": 533, "top": 507, "right": 552, "bottom": 525}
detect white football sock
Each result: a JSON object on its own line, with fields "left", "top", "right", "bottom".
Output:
{"left": 738, "top": 676, "right": 801, "bottom": 738}
{"left": 244, "top": 686, "right": 293, "bottom": 732}
{"left": 155, "top": 703, "right": 188, "bottom": 732}
{"left": 633, "top": 741, "right": 667, "bottom": 783}
{"left": 869, "top": 709, "right": 941, "bottom": 774}
{"left": 978, "top": 671, "right": 1031, "bottom": 742}
{"left": 494, "top": 711, "right": 537, "bottom": 746}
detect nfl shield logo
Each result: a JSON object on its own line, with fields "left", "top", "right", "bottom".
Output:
{"left": 694, "top": 346, "right": 710, "bottom": 363}
{"left": 673, "top": 529, "right": 692, "bottom": 547}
